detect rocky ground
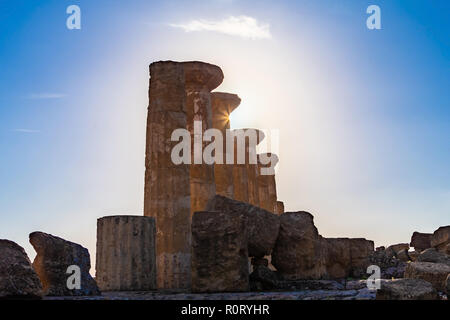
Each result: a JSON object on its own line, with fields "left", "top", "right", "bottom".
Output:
{"left": 46, "top": 282, "right": 375, "bottom": 300}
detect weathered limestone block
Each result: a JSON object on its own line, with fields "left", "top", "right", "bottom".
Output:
{"left": 144, "top": 61, "right": 191, "bottom": 289}
{"left": 323, "top": 238, "right": 351, "bottom": 279}
{"left": 29, "top": 232, "right": 100, "bottom": 296}
{"left": 274, "top": 201, "right": 284, "bottom": 215}
{"left": 386, "top": 243, "right": 410, "bottom": 258}
{"left": 257, "top": 153, "right": 279, "bottom": 212}
{"left": 348, "top": 238, "right": 375, "bottom": 278}
{"left": 323, "top": 238, "right": 374, "bottom": 279}
{"left": 272, "top": 212, "right": 327, "bottom": 280}
{"left": 0, "top": 240, "right": 43, "bottom": 299}
{"left": 211, "top": 92, "right": 241, "bottom": 199}
{"left": 191, "top": 211, "right": 249, "bottom": 292}
{"left": 416, "top": 248, "right": 450, "bottom": 266}
{"left": 376, "top": 279, "right": 438, "bottom": 300}
{"left": 431, "top": 226, "right": 450, "bottom": 254}
{"left": 410, "top": 232, "right": 432, "bottom": 252}
{"left": 405, "top": 262, "right": 450, "bottom": 292}
{"left": 96, "top": 216, "right": 156, "bottom": 291}
{"left": 183, "top": 62, "right": 223, "bottom": 216}
{"left": 206, "top": 195, "right": 280, "bottom": 258}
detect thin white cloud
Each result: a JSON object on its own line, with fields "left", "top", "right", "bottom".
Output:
{"left": 12, "top": 128, "right": 41, "bottom": 133}
{"left": 170, "top": 15, "right": 272, "bottom": 39}
{"left": 27, "top": 93, "right": 66, "bottom": 99}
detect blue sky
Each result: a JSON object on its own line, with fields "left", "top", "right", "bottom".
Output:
{"left": 0, "top": 0, "right": 449, "bottom": 264}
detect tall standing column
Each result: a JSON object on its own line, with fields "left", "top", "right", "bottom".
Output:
{"left": 211, "top": 92, "right": 241, "bottom": 199}
{"left": 183, "top": 62, "right": 224, "bottom": 216}
{"left": 144, "top": 61, "right": 191, "bottom": 290}
{"left": 231, "top": 129, "right": 265, "bottom": 204}
{"left": 246, "top": 129, "right": 265, "bottom": 207}
{"left": 257, "top": 153, "right": 279, "bottom": 212}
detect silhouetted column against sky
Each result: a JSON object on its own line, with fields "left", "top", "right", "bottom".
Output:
{"left": 144, "top": 61, "right": 223, "bottom": 290}
{"left": 144, "top": 61, "right": 191, "bottom": 290}
{"left": 232, "top": 129, "right": 265, "bottom": 204}
{"left": 183, "top": 62, "right": 224, "bottom": 216}
{"left": 211, "top": 92, "right": 241, "bottom": 199}
{"left": 246, "top": 129, "right": 265, "bottom": 207}
{"left": 257, "top": 153, "right": 279, "bottom": 212}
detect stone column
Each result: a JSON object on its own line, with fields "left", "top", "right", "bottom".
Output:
{"left": 144, "top": 61, "right": 191, "bottom": 289}
{"left": 232, "top": 129, "right": 265, "bottom": 204}
{"left": 96, "top": 216, "right": 156, "bottom": 291}
{"left": 183, "top": 62, "right": 224, "bottom": 215}
{"left": 257, "top": 153, "right": 279, "bottom": 212}
{"left": 211, "top": 92, "right": 241, "bottom": 199}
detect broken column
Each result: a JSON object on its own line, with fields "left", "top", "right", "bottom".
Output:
{"left": 191, "top": 210, "right": 249, "bottom": 292}
{"left": 211, "top": 92, "right": 241, "bottom": 199}
{"left": 144, "top": 61, "right": 191, "bottom": 289}
{"left": 96, "top": 216, "right": 156, "bottom": 291}
{"left": 231, "top": 128, "right": 265, "bottom": 204}
{"left": 183, "top": 62, "right": 224, "bottom": 215}
{"left": 257, "top": 153, "right": 279, "bottom": 212}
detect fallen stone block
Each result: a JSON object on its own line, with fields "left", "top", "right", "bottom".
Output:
{"left": 0, "top": 240, "right": 43, "bottom": 299}
{"left": 206, "top": 195, "right": 280, "bottom": 258}
{"left": 404, "top": 261, "right": 450, "bottom": 292}
{"left": 30, "top": 232, "right": 100, "bottom": 296}
{"left": 417, "top": 248, "right": 450, "bottom": 266}
{"left": 410, "top": 232, "right": 432, "bottom": 252}
{"left": 431, "top": 226, "right": 450, "bottom": 254}
{"left": 376, "top": 278, "right": 438, "bottom": 300}
{"left": 272, "top": 212, "right": 327, "bottom": 280}
{"left": 191, "top": 211, "right": 249, "bottom": 293}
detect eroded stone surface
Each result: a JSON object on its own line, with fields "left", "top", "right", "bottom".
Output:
{"left": 30, "top": 232, "right": 99, "bottom": 296}
{"left": 369, "top": 248, "right": 406, "bottom": 279}
{"left": 206, "top": 195, "right": 280, "bottom": 258}
{"left": 0, "top": 240, "right": 43, "bottom": 299}
{"left": 431, "top": 226, "right": 450, "bottom": 254}
{"left": 323, "top": 238, "right": 374, "bottom": 279}
{"left": 376, "top": 279, "right": 438, "bottom": 300}
{"left": 417, "top": 248, "right": 450, "bottom": 266}
{"left": 410, "top": 232, "right": 432, "bottom": 252}
{"left": 191, "top": 211, "right": 249, "bottom": 293}
{"left": 96, "top": 216, "right": 156, "bottom": 291}
{"left": 272, "top": 212, "right": 326, "bottom": 280}
{"left": 405, "top": 262, "right": 450, "bottom": 292}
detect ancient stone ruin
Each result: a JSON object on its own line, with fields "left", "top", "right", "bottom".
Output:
{"left": 1, "top": 60, "right": 449, "bottom": 300}
{"left": 96, "top": 216, "right": 157, "bottom": 291}
{"left": 142, "top": 61, "right": 286, "bottom": 290}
